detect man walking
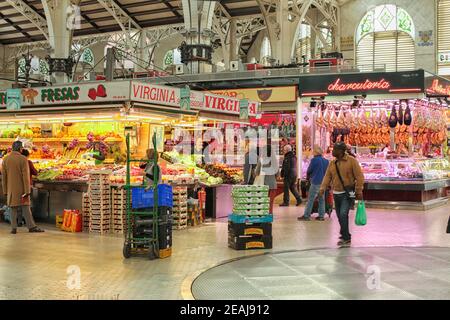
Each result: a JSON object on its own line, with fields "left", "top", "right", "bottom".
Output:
{"left": 298, "top": 146, "right": 329, "bottom": 221}
{"left": 319, "top": 142, "right": 364, "bottom": 247}
{"left": 280, "top": 145, "right": 302, "bottom": 207}
{"left": 2, "top": 141, "right": 44, "bottom": 234}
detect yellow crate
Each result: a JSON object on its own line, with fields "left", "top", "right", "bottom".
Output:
{"left": 55, "top": 215, "right": 63, "bottom": 228}
{"left": 159, "top": 248, "right": 172, "bottom": 259}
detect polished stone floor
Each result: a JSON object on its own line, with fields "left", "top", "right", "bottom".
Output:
{"left": 0, "top": 203, "right": 449, "bottom": 300}
{"left": 192, "top": 247, "right": 450, "bottom": 300}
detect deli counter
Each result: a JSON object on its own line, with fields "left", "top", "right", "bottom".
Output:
{"left": 302, "top": 157, "right": 450, "bottom": 211}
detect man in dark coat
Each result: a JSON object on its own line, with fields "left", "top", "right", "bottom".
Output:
{"left": 280, "top": 144, "right": 302, "bottom": 206}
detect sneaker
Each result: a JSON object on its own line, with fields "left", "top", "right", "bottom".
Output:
{"left": 11, "top": 229, "right": 17, "bottom": 234}
{"left": 297, "top": 216, "right": 311, "bottom": 221}
{"left": 279, "top": 203, "right": 289, "bottom": 207}
{"left": 29, "top": 227, "right": 45, "bottom": 233}
{"left": 337, "top": 239, "right": 351, "bottom": 247}
{"left": 316, "top": 217, "right": 325, "bottom": 221}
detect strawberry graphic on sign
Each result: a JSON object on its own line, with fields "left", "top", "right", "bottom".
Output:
{"left": 88, "top": 84, "right": 107, "bottom": 101}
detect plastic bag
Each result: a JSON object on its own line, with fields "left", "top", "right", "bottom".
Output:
{"left": 355, "top": 201, "right": 367, "bottom": 226}
{"left": 2, "top": 206, "right": 11, "bottom": 223}
{"left": 61, "top": 209, "right": 82, "bottom": 232}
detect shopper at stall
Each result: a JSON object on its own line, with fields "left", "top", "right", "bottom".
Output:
{"left": 21, "top": 149, "right": 38, "bottom": 183}
{"left": 319, "top": 142, "right": 364, "bottom": 247}
{"left": 280, "top": 144, "right": 302, "bottom": 207}
{"left": 16, "top": 149, "right": 38, "bottom": 227}
{"left": 140, "top": 149, "right": 162, "bottom": 189}
{"left": 298, "top": 146, "right": 329, "bottom": 221}
{"left": 243, "top": 140, "right": 256, "bottom": 185}
{"left": 2, "top": 141, "right": 44, "bottom": 234}
{"left": 254, "top": 142, "right": 279, "bottom": 214}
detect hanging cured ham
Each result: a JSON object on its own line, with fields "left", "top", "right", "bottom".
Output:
{"left": 323, "top": 107, "right": 330, "bottom": 129}
{"left": 398, "top": 104, "right": 404, "bottom": 125}
{"left": 389, "top": 105, "right": 398, "bottom": 128}
{"left": 337, "top": 107, "right": 346, "bottom": 129}
{"left": 404, "top": 104, "right": 412, "bottom": 126}
{"left": 316, "top": 107, "right": 324, "bottom": 128}
{"left": 344, "top": 108, "right": 354, "bottom": 129}
{"left": 330, "top": 106, "right": 337, "bottom": 128}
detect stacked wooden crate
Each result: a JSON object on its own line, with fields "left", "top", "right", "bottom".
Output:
{"left": 88, "top": 171, "right": 111, "bottom": 234}
{"left": 111, "top": 187, "right": 128, "bottom": 234}
{"left": 172, "top": 186, "right": 188, "bottom": 230}
{"left": 82, "top": 192, "right": 90, "bottom": 232}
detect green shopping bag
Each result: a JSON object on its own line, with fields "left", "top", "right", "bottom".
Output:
{"left": 355, "top": 201, "right": 367, "bottom": 226}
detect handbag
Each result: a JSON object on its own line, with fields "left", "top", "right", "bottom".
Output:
{"left": 335, "top": 161, "right": 356, "bottom": 199}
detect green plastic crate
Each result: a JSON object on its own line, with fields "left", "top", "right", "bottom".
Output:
{"left": 232, "top": 209, "right": 270, "bottom": 216}
{"left": 232, "top": 185, "right": 269, "bottom": 192}
{"left": 233, "top": 203, "right": 270, "bottom": 211}
{"left": 233, "top": 197, "right": 270, "bottom": 204}
{"left": 232, "top": 191, "right": 268, "bottom": 198}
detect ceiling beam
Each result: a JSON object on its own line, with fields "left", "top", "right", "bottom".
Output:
{"left": 5, "top": 0, "right": 49, "bottom": 40}
{"left": 161, "top": 0, "right": 182, "bottom": 18}
{"left": 0, "top": 11, "right": 34, "bottom": 41}
{"left": 96, "top": 0, "right": 142, "bottom": 31}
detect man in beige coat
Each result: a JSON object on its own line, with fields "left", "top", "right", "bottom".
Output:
{"left": 2, "top": 141, "right": 44, "bottom": 234}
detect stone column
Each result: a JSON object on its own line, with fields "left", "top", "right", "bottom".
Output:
{"left": 181, "top": 0, "right": 217, "bottom": 73}
{"left": 135, "top": 31, "right": 150, "bottom": 72}
{"left": 229, "top": 19, "right": 238, "bottom": 62}
{"left": 43, "top": 0, "right": 77, "bottom": 83}
{"left": 90, "top": 41, "right": 108, "bottom": 74}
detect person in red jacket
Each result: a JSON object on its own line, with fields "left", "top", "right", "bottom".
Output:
{"left": 21, "top": 149, "right": 38, "bottom": 184}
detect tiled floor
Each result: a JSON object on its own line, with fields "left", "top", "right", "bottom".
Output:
{"left": 0, "top": 204, "right": 449, "bottom": 300}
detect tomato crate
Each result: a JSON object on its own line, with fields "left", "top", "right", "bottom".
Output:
{"left": 232, "top": 185, "right": 269, "bottom": 192}
{"left": 228, "top": 235, "right": 272, "bottom": 250}
{"left": 233, "top": 197, "right": 270, "bottom": 204}
{"left": 228, "top": 221, "right": 272, "bottom": 237}
{"left": 233, "top": 203, "right": 270, "bottom": 211}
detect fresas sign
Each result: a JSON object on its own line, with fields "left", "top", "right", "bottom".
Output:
{"left": 0, "top": 81, "right": 130, "bottom": 108}
{"left": 299, "top": 70, "right": 425, "bottom": 97}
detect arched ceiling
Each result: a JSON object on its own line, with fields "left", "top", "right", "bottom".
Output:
{"left": 0, "top": 0, "right": 262, "bottom": 45}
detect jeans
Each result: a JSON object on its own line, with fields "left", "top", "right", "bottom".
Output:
{"left": 334, "top": 193, "right": 352, "bottom": 241}
{"left": 303, "top": 184, "right": 326, "bottom": 218}
{"left": 283, "top": 178, "right": 301, "bottom": 204}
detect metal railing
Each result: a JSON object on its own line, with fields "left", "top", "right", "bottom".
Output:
{"left": 135, "top": 64, "right": 389, "bottom": 85}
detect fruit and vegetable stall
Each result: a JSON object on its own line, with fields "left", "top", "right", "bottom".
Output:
{"left": 0, "top": 80, "right": 256, "bottom": 224}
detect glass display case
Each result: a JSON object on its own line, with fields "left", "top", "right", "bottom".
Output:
{"left": 301, "top": 157, "right": 450, "bottom": 182}
{"left": 360, "top": 158, "right": 449, "bottom": 181}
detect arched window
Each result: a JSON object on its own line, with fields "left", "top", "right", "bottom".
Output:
{"left": 438, "top": 0, "right": 450, "bottom": 75}
{"left": 80, "top": 48, "right": 95, "bottom": 66}
{"left": 163, "top": 48, "right": 181, "bottom": 69}
{"left": 260, "top": 36, "right": 271, "bottom": 64}
{"left": 356, "top": 4, "right": 416, "bottom": 72}
{"left": 295, "top": 24, "right": 311, "bottom": 63}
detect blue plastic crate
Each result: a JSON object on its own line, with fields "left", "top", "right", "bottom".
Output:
{"left": 132, "top": 184, "right": 173, "bottom": 209}
{"left": 228, "top": 214, "right": 273, "bottom": 224}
